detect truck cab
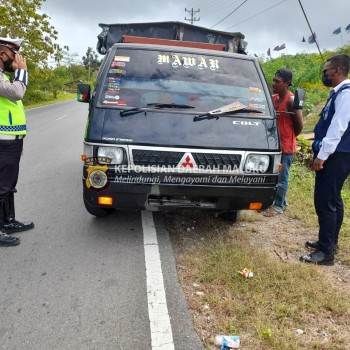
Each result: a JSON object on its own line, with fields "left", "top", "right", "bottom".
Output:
{"left": 78, "top": 22, "right": 281, "bottom": 221}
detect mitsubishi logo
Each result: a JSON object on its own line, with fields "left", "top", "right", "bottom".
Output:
{"left": 178, "top": 153, "right": 197, "bottom": 169}
{"left": 182, "top": 155, "right": 193, "bottom": 168}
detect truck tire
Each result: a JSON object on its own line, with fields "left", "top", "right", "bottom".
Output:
{"left": 83, "top": 197, "right": 115, "bottom": 217}
{"left": 220, "top": 210, "right": 241, "bottom": 223}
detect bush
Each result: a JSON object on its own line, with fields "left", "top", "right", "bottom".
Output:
{"left": 23, "top": 89, "right": 54, "bottom": 105}
{"left": 295, "top": 137, "right": 313, "bottom": 167}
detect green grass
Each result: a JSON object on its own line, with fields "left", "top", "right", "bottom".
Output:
{"left": 288, "top": 163, "right": 317, "bottom": 227}
{"left": 302, "top": 113, "right": 319, "bottom": 134}
{"left": 24, "top": 92, "right": 75, "bottom": 109}
{"left": 179, "top": 227, "right": 350, "bottom": 350}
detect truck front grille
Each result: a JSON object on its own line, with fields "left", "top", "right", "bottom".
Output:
{"left": 192, "top": 153, "right": 241, "bottom": 170}
{"left": 132, "top": 150, "right": 241, "bottom": 170}
{"left": 132, "top": 150, "right": 183, "bottom": 167}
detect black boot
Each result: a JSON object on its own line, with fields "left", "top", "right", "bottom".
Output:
{"left": 0, "top": 199, "right": 20, "bottom": 246}
{"left": 3, "top": 192, "right": 34, "bottom": 234}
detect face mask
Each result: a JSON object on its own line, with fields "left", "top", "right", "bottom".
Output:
{"left": 322, "top": 73, "right": 333, "bottom": 87}
{"left": 0, "top": 54, "right": 14, "bottom": 72}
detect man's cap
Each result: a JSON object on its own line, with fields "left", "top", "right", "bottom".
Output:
{"left": 275, "top": 68, "right": 293, "bottom": 85}
{"left": 0, "top": 37, "right": 23, "bottom": 53}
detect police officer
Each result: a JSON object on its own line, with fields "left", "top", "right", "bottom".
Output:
{"left": 0, "top": 37, "right": 34, "bottom": 246}
{"left": 300, "top": 54, "right": 350, "bottom": 265}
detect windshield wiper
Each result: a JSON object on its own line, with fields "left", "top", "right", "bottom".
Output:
{"left": 120, "top": 108, "right": 147, "bottom": 118}
{"left": 147, "top": 103, "right": 195, "bottom": 109}
{"left": 120, "top": 103, "right": 195, "bottom": 117}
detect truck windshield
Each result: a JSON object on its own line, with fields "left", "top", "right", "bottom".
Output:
{"left": 98, "top": 47, "right": 269, "bottom": 114}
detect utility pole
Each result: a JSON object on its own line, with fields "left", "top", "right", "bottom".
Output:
{"left": 297, "top": 0, "right": 323, "bottom": 62}
{"left": 185, "top": 8, "right": 200, "bottom": 25}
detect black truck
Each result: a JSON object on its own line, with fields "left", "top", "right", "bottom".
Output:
{"left": 77, "top": 21, "right": 283, "bottom": 222}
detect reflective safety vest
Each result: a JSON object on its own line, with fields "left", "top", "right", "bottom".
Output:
{"left": 0, "top": 74, "right": 27, "bottom": 135}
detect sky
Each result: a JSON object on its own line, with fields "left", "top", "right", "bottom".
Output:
{"left": 41, "top": 0, "right": 350, "bottom": 60}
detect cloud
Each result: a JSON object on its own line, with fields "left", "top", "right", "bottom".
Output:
{"left": 41, "top": 0, "right": 350, "bottom": 59}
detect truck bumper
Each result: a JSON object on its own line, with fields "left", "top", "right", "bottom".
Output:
{"left": 83, "top": 178, "right": 277, "bottom": 212}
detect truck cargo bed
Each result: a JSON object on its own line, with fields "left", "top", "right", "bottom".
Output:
{"left": 97, "top": 21, "right": 246, "bottom": 54}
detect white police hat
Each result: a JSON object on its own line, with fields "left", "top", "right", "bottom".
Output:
{"left": 0, "top": 38, "right": 23, "bottom": 53}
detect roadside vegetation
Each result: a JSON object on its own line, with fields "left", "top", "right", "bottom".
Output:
{"left": 167, "top": 44, "right": 350, "bottom": 350}
{"left": 1, "top": 1, "right": 101, "bottom": 108}
{"left": 168, "top": 210, "right": 350, "bottom": 350}
{"left": 21, "top": 49, "right": 100, "bottom": 108}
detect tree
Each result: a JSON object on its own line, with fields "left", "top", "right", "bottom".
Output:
{"left": 82, "top": 47, "right": 101, "bottom": 74}
{"left": 56, "top": 49, "right": 79, "bottom": 67}
{"left": 0, "top": 0, "right": 65, "bottom": 63}
{"left": 66, "top": 65, "right": 88, "bottom": 81}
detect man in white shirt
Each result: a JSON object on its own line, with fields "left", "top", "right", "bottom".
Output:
{"left": 300, "top": 54, "right": 350, "bottom": 265}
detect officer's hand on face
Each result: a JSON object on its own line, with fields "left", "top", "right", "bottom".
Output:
{"left": 12, "top": 54, "right": 27, "bottom": 71}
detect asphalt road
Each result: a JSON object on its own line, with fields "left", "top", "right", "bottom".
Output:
{"left": 0, "top": 100, "right": 203, "bottom": 350}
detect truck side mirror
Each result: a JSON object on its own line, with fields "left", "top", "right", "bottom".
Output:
{"left": 77, "top": 83, "right": 91, "bottom": 103}
{"left": 293, "top": 88, "right": 305, "bottom": 110}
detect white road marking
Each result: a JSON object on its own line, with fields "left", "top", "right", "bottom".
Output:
{"left": 56, "top": 114, "right": 69, "bottom": 120}
{"left": 141, "top": 211, "right": 175, "bottom": 350}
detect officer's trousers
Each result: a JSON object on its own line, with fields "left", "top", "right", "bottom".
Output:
{"left": 315, "top": 151, "right": 350, "bottom": 255}
{"left": 0, "top": 139, "right": 23, "bottom": 200}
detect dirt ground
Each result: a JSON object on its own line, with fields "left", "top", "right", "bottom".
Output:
{"left": 165, "top": 210, "right": 350, "bottom": 349}
{"left": 233, "top": 211, "right": 350, "bottom": 280}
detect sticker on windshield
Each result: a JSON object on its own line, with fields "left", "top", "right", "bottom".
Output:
{"left": 249, "top": 103, "right": 266, "bottom": 109}
{"left": 157, "top": 54, "right": 220, "bottom": 71}
{"left": 111, "top": 61, "right": 126, "bottom": 68}
{"left": 107, "top": 85, "right": 120, "bottom": 91}
{"left": 108, "top": 77, "right": 121, "bottom": 90}
{"left": 249, "top": 87, "right": 262, "bottom": 93}
{"left": 109, "top": 69, "right": 126, "bottom": 75}
{"left": 249, "top": 96, "right": 264, "bottom": 102}
{"left": 104, "top": 92, "right": 120, "bottom": 100}
{"left": 102, "top": 100, "right": 127, "bottom": 106}
{"left": 114, "top": 56, "right": 130, "bottom": 62}
{"left": 109, "top": 77, "right": 121, "bottom": 82}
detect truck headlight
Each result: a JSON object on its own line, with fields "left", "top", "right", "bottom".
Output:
{"left": 244, "top": 154, "right": 270, "bottom": 173}
{"left": 98, "top": 147, "right": 124, "bottom": 164}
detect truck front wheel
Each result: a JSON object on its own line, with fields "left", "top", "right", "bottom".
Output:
{"left": 219, "top": 210, "right": 241, "bottom": 223}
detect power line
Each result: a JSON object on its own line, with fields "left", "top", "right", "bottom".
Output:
{"left": 225, "top": 0, "right": 288, "bottom": 30}
{"left": 199, "top": 0, "right": 241, "bottom": 16}
{"left": 210, "top": 0, "right": 248, "bottom": 29}
{"left": 188, "top": 0, "right": 248, "bottom": 29}
{"left": 190, "top": 0, "right": 211, "bottom": 10}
